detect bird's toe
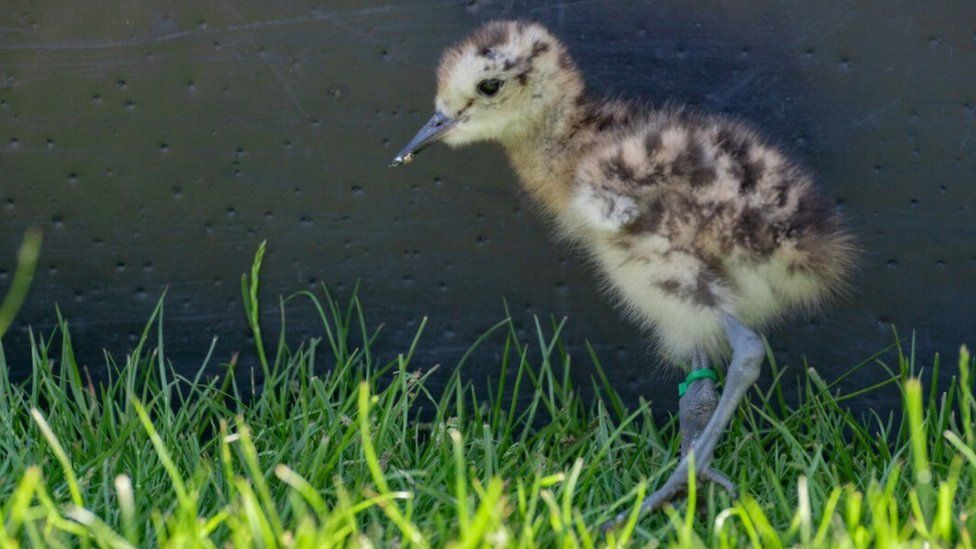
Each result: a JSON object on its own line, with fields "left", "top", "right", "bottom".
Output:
{"left": 701, "top": 466, "right": 737, "bottom": 498}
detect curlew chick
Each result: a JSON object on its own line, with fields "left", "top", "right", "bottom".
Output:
{"left": 391, "top": 20, "right": 855, "bottom": 524}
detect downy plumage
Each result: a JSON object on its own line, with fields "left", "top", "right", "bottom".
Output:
{"left": 392, "top": 20, "right": 855, "bottom": 525}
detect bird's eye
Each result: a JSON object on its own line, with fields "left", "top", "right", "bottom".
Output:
{"left": 477, "top": 78, "right": 503, "bottom": 97}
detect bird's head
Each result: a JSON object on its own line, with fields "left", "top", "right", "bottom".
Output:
{"left": 391, "top": 20, "right": 582, "bottom": 166}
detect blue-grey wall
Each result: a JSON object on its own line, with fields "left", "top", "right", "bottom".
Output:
{"left": 1, "top": 1, "right": 974, "bottom": 414}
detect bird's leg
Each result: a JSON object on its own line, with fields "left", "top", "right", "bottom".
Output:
{"left": 604, "top": 314, "right": 763, "bottom": 529}
{"left": 680, "top": 351, "right": 737, "bottom": 496}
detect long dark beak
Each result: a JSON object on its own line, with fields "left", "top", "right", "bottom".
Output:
{"left": 390, "top": 111, "right": 457, "bottom": 167}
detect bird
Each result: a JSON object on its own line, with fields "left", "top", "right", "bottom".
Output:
{"left": 390, "top": 20, "right": 855, "bottom": 526}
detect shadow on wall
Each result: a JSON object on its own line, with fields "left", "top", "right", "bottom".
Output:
{"left": 0, "top": 0, "right": 973, "bottom": 416}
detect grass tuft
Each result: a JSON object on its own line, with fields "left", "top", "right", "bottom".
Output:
{"left": 0, "top": 228, "right": 42, "bottom": 338}
{"left": 0, "top": 245, "right": 973, "bottom": 546}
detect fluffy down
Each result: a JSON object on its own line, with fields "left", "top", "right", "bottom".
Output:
{"left": 428, "top": 20, "right": 855, "bottom": 366}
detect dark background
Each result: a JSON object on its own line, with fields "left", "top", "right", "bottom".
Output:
{"left": 1, "top": 1, "right": 974, "bottom": 414}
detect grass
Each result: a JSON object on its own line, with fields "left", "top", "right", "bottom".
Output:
{"left": 0, "top": 241, "right": 974, "bottom": 547}
{"left": 0, "top": 229, "right": 42, "bottom": 339}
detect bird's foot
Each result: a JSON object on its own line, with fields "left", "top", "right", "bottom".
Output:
{"left": 601, "top": 465, "right": 737, "bottom": 532}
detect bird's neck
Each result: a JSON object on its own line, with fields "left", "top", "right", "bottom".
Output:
{"left": 500, "top": 89, "right": 589, "bottom": 218}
